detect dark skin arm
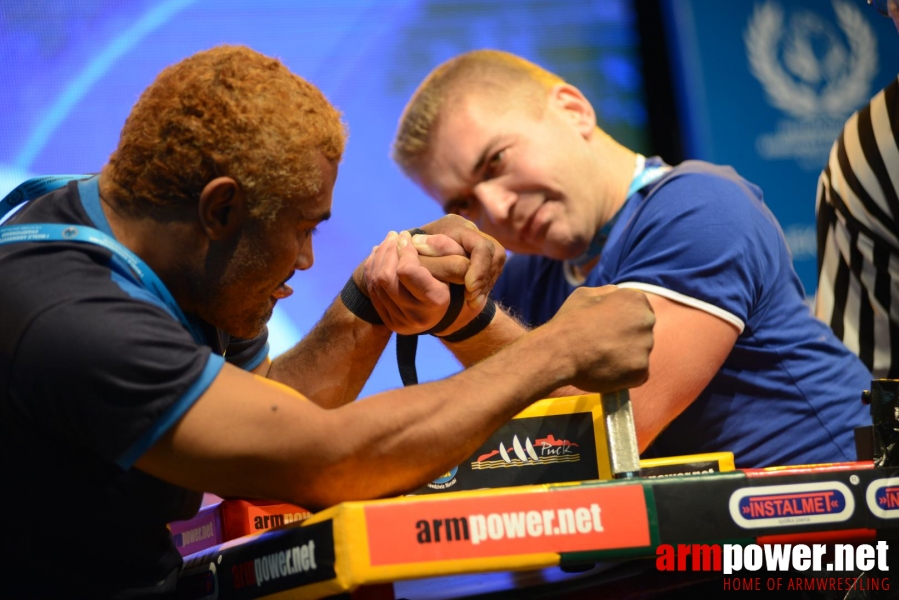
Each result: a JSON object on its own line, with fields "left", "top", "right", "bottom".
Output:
{"left": 136, "top": 284, "right": 654, "bottom": 509}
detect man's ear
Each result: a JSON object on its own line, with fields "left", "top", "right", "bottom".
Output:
{"left": 198, "top": 177, "right": 247, "bottom": 240}
{"left": 550, "top": 83, "right": 596, "bottom": 139}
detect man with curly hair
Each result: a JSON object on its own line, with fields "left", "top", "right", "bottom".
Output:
{"left": 0, "top": 45, "right": 656, "bottom": 597}
{"left": 378, "top": 49, "right": 872, "bottom": 472}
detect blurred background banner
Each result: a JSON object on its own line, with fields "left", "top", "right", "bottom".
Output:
{"left": 662, "top": 0, "right": 899, "bottom": 297}
{"left": 2, "top": 1, "right": 895, "bottom": 395}
{"left": 0, "top": 0, "right": 649, "bottom": 395}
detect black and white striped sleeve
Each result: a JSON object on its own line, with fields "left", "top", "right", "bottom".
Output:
{"left": 815, "top": 75, "right": 899, "bottom": 379}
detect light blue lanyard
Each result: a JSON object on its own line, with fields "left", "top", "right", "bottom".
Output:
{"left": 0, "top": 175, "right": 207, "bottom": 345}
{"left": 0, "top": 174, "right": 90, "bottom": 223}
{"left": 568, "top": 157, "right": 671, "bottom": 267}
{"left": 626, "top": 162, "right": 670, "bottom": 199}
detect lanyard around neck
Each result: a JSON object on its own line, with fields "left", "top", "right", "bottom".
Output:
{"left": 567, "top": 155, "right": 671, "bottom": 269}
{"left": 0, "top": 174, "right": 90, "bottom": 223}
{"left": 0, "top": 175, "right": 206, "bottom": 345}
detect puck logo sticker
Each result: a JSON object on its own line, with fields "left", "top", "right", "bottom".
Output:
{"left": 472, "top": 434, "right": 579, "bottom": 470}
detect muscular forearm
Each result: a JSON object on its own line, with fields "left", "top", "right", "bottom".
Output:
{"left": 443, "top": 306, "right": 594, "bottom": 399}
{"left": 267, "top": 298, "right": 392, "bottom": 408}
{"left": 145, "top": 338, "right": 573, "bottom": 512}
{"left": 299, "top": 324, "right": 577, "bottom": 506}
{"left": 303, "top": 283, "right": 657, "bottom": 507}
{"left": 139, "top": 286, "right": 653, "bottom": 511}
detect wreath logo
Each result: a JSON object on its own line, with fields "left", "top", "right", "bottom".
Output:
{"left": 745, "top": 0, "right": 877, "bottom": 120}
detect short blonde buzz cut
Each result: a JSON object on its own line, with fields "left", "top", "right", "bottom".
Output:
{"left": 391, "top": 49, "right": 564, "bottom": 179}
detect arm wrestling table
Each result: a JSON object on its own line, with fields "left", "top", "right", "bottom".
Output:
{"left": 174, "top": 381, "right": 899, "bottom": 600}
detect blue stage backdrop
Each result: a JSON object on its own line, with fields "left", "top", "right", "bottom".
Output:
{"left": 662, "top": 0, "right": 899, "bottom": 300}
{"left": 0, "top": 0, "right": 649, "bottom": 396}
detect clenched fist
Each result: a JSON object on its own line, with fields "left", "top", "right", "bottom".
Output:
{"left": 542, "top": 286, "right": 655, "bottom": 393}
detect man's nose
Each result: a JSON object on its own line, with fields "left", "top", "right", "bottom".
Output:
{"left": 473, "top": 181, "right": 514, "bottom": 225}
{"left": 296, "top": 238, "right": 314, "bottom": 271}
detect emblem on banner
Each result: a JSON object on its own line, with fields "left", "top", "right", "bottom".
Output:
{"left": 745, "top": 0, "right": 877, "bottom": 121}
{"left": 744, "top": 0, "right": 878, "bottom": 174}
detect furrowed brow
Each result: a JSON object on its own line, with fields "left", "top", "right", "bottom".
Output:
{"left": 470, "top": 135, "right": 500, "bottom": 177}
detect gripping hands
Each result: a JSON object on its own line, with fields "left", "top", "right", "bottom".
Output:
{"left": 356, "top": 215, "right": 504, "bottom": 337}
{"left": 351, "top": 215, "right": 654, "bottom": 396}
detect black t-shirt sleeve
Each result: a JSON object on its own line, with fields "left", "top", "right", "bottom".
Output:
{"left": 10, "top": 294, "right": 222, "bottom": 467}
{"left": 224, "top": 327, "right": 270, "bottom": 371}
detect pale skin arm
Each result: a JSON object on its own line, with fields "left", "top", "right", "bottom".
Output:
{"left": 135, "top": 285, "right": 654, "bottom": 510}
{"left": 628, "top": 294, "right": 738, "bottom": 447}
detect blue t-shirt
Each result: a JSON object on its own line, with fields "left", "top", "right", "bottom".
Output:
{"left": 493, "top": 159, "right": 872, "bottom": 469}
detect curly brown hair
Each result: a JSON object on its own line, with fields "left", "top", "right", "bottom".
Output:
{"left": 101, "top": 44, "right": 346, "bottom": 222}
{"left": 392, "top": 49, "right": 562, "bottom": 179}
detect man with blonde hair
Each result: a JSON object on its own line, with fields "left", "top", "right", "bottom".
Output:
{"left": 0, "top": 45, "right": 655, "bottom": 597}
{"left": 375, "top": 49, "right": 872, "bottom": 472}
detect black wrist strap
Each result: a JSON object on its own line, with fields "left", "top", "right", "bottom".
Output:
{"left": 435, "top": 297, "right": 497, "bottom": 343}
{"left": 341, "top": 227, "right": 425, "bottom": 326}
{"left": 424, "top": 283, "right": 466, "bottom": 335}
{"left": 340, "top": 277, "right": 383, "bottom": 325}
{"left": 396, "top": 334, "right": 421, "bottom": 387}
{"left": 396, "top": 282, "right": 466, "bottom": 386}
{"left": 396, "top": 226, "right": 437, "bottom": 386}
